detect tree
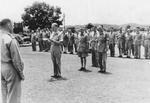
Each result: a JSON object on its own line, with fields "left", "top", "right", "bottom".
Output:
{"left": 22, "top": 2, "right": 63, "bottom": 30}
{"left": 13, "top": 22, "right": 23, "bottom": 33}
{"left": 85, "top": 23, "right": 94, "bottom": 29}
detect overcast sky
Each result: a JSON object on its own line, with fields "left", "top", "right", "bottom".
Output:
{"left": 0, "top": 0, "right": 150, "bottom": 25}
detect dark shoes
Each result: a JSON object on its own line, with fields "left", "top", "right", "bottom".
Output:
{"left": 78, "top": 67, "right": 91, "bottom": 72}
{"left": 78, "top": 67, "right": 85, "bottom": 71}
{"left": 51, "top": 75, "right": 62, "bottom": 78}
{"left": 63, "top": 52, "right": 67, "bottom": 54}
{"left": 127, "top": 56, "right": 131, "bottom": 58}
{"left": 98, "top": 69, "right": 106, "bottom": 73}
{"left": 118, "top": 55, "right": 122, "bottom": 57}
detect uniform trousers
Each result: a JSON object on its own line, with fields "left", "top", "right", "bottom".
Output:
{"left": 91, "top": 49, "right": 98, "bottom": 67}
{"left": 109, "top": 44, "right": 115, "bottom": 56}
{"left": 51, "top": 46, "right": 61, "bottom": 76}
{"left": 1, "top": 62, "right": 21, "bottom": 103}
{"left": 98, "top": 52, "right": 107, "bottom": 71}
{"left": 31, "top": 42, "right": 36, "bottom": 51}
{"left": 144, "top": 40, "right": 150, "bottom": 59}
{"left": 134, "top": 44, "right": 141, "bottom": 58}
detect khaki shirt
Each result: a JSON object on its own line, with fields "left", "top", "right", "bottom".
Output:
{"left": 97, "top": 33, "right": 109, "bottom": 52}
{"left": 1, "top": 30, "right": 24, "bottom": 73}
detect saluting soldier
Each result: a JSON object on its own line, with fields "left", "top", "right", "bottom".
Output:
{"left": 134, "top": 27, "right": 142, "bottom": 59}
{"left": 109, "top": 28, "right": 116, "bottom": 57}
{"left": 1, "top": 19, "right": 24, "bottom": 103}
{"left": 50, "top": 23, "right": 63, "bottom": 79}
{"left": 143, "top": 28, "right": 150, "bottom": 59}
{"left": 97, "top": 27, "right": 109, "bottom": 73}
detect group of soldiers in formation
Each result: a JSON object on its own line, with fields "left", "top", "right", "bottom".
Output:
{"left": 1, "top": 18, "right": 150, "bottom": 103}
{"left": 31, "top": 25, "right": 150, "bottom": 72}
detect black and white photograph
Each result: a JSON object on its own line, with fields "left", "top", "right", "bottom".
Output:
{"left": 0, "top": 0, "right": 150, "bottom": 103}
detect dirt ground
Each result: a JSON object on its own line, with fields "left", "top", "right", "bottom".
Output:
{"left": 21, "top": 46, "right": 150, "bottom": 103}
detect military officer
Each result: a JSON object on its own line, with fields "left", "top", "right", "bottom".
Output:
{"left": 90, "top": 28, "right": 98, "bottom": 67}
{"left": 97, "top": 27, "right": 109, "bottom": 73}
{"left": 37, "top": 30, "right": 44, "bottom": 52}
{"left": 31, "top": 30, "right": 37, "bottom": 51}
{"left": 125, "top": 29, "right": 133, "bottom": 58}
{"left": 50, "top": 23, "right": 63, "bottom": 79}
{"left": 109, "top": 28, "right": 116, "bottom": 57}
{"left": 1, "top": 19, "right": 24, "bottom": 103}
{"left": 68, "top": 30, "right": 74, "bottom": 54}
{"left": 117, "top": 28, "right": 125, "bottom": 57}
{"left": 134, "top": 27, "right": 142, "bottom": 59}
{"left": 143, "top": 28, "right": 150, "bottom": 59}
{"left": 63, "top": 30, "right": 69, "bottom": 53}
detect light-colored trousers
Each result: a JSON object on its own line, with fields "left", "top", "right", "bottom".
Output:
{"left": 51, "top": 45, "right": 62, "bottom": 76}
{"left": 1, "top": 62, "right": 21, "bottom": 103}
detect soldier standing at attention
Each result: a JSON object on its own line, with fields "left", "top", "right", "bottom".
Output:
{"left": 90, "top": 28, "right": 98, "bottom": 67}
{"left": 143, "top": 28, "right": 150, "bottom": 59}
{"left": 97, "top": 27, "right": 109, "bottom": 73}
{"left": 37, "top": 30, "right": 43, "bottom": 52}
{"left": 63, "top": 30, "right": 69, "bottom": 54}
{"left": 109, "top": 28, "right": 116, "bottom": 57}
{"left": 1, "top": 19, "right": 24, "bottom": 103}
{"left": 77, "top": 29, "right": 90, "bottom": 72}
{"left": 134, "top": 27, "right": 142, "bottom": 59}
{"left": 50, "top": 23, "right": 63, "bottom": 79}
{"left": 68, "top": 30, "right": 74, "bottom": 54}
{"left": 125, "top": 29, "right": 133, "bottom": 58}
{"left": 31, "top": 30, "right": 37, "bottom": 51}
{"left": 117, "top": 28, "right": 125, "bottom": 57}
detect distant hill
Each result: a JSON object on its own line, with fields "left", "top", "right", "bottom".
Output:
{"left": 66, "top": 23, "right": 150, "bottom": 30}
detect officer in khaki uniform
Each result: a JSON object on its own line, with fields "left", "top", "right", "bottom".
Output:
{"left": 109, "top": 28, "right": 116, "bottom": 57}
{"left": 134, "top": 27, "right": 142, "bottom": 59}
{"left": 125, "top": 29, "right": 133, "bottom": 58}
{"left": 31, "top": 31, "right": 37, "bottom": 51}
{"left": 90, "top": 28, "right": 98, "bottom": 67}
{"left": 1, "top": 19, "right": 24, "bottom": 103}
{"left": 143, "top": 28, "right": 150, "bottom": 59}
{"left": 97, "top": 27, "right": 109, "bottom": 73}
{"left": 117, "top": 29, "right": 125, "bottom": 57}
{"left": 50, "top": 23, "right": 63, "bottom": 78}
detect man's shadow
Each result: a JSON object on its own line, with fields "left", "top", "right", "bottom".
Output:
{"left": 99, "top": 71, "right": 112, "bottom": 75}
{"left": 48, "top": 77, "right": 68, "bottom": 82}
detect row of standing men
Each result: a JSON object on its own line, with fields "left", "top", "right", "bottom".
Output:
{"left": 31, "top": 26, "right": 150, "bottom": 60}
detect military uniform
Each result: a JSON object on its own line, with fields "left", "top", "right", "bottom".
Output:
{"left": 97, "top": 32, "right": 108, "bottom": 72}
{"left": 63, "top": 33, "right": 69, "bottom": 53}
{"left": 125, "top": 33, "right": 133, "bottom": 58}
{"left": 44, "top": 31, "right": 51, "bottom": 52}
{"left": 37, "top": 31, "right": 43, "bottom": 52}
{"left": 1, "top": 30, "right": 24, "bottom": 103}
{"left": 50, "top": 31, "right": 63, "bottom": 77}
{"left": 109, "top": 32, "right": 116, "bottom": 57}
{"left": 31, "top": 32, "right": 37, "bottom": 51}
{"left": 143, "top": 33, "right": 150, "bottom": 59}
{"left": 117, "top": 32, "right": 125, "bottom": 57}
{"left": 90, "top": 32, "right": 98, "bottom": 67}
{"left": 68, "top": 33, "right": 74, "bottom": 54}
{"left": 134, "top": 33, "right": 142, "bottom": 59}
{"left": 77, "top": 35, "right": 89, "bottom": 57}
{"left": 74, "top": 32, "right": 78, "bottom": 53}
